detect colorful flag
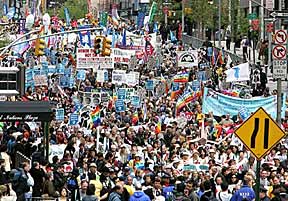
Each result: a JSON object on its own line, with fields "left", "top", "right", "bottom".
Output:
{"left": 155, "top": 118, "right": 161, "bottom": 134}
{"left": 132, "top": 111, "right": 139, "bottom": 125}
{"left": 176, "top": 91, "right": 196, "bottom": 112}
{"left": 173, "top": 72, "right": 189, "bottom": 83}
{"left": 90, "top": 106, "right": 101, "bottom": 126}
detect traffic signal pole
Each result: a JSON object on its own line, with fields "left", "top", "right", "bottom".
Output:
{"left": 0, "top": 27, "right": 103, "bottom": 56}
{"left": 276, "top": 3, "right": 282, "bottom": 125}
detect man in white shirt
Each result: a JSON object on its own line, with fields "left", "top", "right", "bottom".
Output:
{"left": 216, "top": 182, "right": 232, "bottom": 201}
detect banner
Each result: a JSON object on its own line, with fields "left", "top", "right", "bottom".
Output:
{"left": 56, "top": 108, "right": 65, "bottom": 121}
{"left": 225, "top": 62, "right": 250, "bottom": 82}
{"left": 77, "top": 48, "right": 113, "bottom": 69}
{"left": 125, "top": 72, "right": 140, "bottom": 86}
{"left": 177, "top": 51, "right": 198, "bottom": 67}
{"left": 202, "top": 88, "right": 287, "bottom": 119}
{"left": 112, "top": 48, "right": 135, "bottom": 64}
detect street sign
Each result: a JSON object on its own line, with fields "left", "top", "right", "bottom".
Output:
{"left": 266, "top": 23, "right": 274, "bottom": 33}
{"left": 272, "top": 45, "right": 287, "bottom": 60}
{"left": 270, "top": 12, "right": 288, "bottom": 18}
{"left": 234, "top": 107, "right": 286, "bottom": 160}
{"left": 275, "top": 30, "right": 287, "bottom": 44}
{"left": 272, "top": 60, "right": 288, "bottom": 79}
{"left": 248, "top": 13, "right": 257, "bottom": 20}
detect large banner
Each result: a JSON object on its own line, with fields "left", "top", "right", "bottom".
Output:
{"left": 77, "top": 48, "right": 113, "bottom": 69}
{"left": 112, "top": 48, "right": 135, "bottom": 64}
{"left": 202, "top": 88, "right": 286, "bottom": 119}
{"left": 177, "top": 51, "right": 198, "bottom": 67}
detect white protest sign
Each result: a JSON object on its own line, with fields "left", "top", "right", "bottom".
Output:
{"left": 125, "top": 72, "right": 140, "bottom": 86}
{"left": 34, "top": 75, "right": 48, "bottom": 86}
{"left": 112, "top": 70, "right": 126, "bottom": 85}
{"left": 177, "top": 50, "right": 198, "bottom": 67}
{"left": 112, "top": 48, "right": 135, "bottom": 64}
{"left": 77, "top": 48, "right": 113, "bottom": 69}
{"left": 96, "top": 70, "right": 108, "bottom": 82}
{"left": 49, "top": 144, "right": 66, "bottom": 163}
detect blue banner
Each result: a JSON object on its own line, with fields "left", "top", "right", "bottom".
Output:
{"left": 69, "top": 113, "right": 79, "bottom": 125}
{"left": 64, "top": 7, "right": 71, "bottom": 26}
{"left": 77, "top": 70, "right": 86, "bottom": 80}
{"left": 146, "top": 80, "right": 154, "bottom": 91}
{"left": 115, "top": 100, "right": 125, "bottom": 112}
{"left": 56, "top": 108, "right": 65, "bottom": 121}
{"left": 131, "top": 96, "right": 140, "bottom": 108}
{"left": 202, "top": 88, "right": 286, "bottom": 119}
{"left": 137, "top": 12, "right": 145, "bottom": 28}
{"left": 117, "top": 88, "right": 126, "bottom": 100}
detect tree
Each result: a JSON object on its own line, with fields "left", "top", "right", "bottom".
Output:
{"left": 48, "top": 0, "right": 88, "bottom": 19}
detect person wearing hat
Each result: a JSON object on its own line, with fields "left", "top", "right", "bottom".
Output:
{"left": 88, "top": 163, "right": 99, "bottom": 181}
{"left": 259, "top": 185, "right": 270, "bottom": 201}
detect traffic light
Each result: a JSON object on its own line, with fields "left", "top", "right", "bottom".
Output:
{"left": 35, "top": 38, "right": 46, "bottom": 56}
{"left": 94, "top": 36, "right": 103, "bottom": 54}
{"left": 102, "top": 37, "right": 112, "bottom": 56}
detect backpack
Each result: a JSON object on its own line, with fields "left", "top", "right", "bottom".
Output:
{"left": 67, "top": 177, "right": 78, "bottom": 191}
{"left": 11, "top": 169, "right": 28, "bottom": 193}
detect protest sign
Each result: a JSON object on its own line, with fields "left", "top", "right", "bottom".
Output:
{"left": 131, "top": 95, "right": 140, "bottom": 108}
{"left": 112, "top": 48, "right": 135, "bottom": 64}
{"left": 56, "top": 108, "right": 65, "bottom": 121}
{"left": 49, "top": 144, "right": 66, "bottom": 163}
{"left": 77, "top": 70, "right": 86, "bottom": 80}
{"left": 177, "top": 51, "right": 198, "bottom": 67}
{"left": 112, "top": 70, "right": 126, "bottom": 85}
{"left": 69, "top": 113, "right": 79, "bottom": 125}
{"left": 146, "top": 80, "right": 154, "bottom": 91}
{"left": 77, "top": 48, "right": 113, "bottom": 69}
{"left": 96, "top": 70, "right": 108, "bottom": 83}
{"left": 34, "top": 75, "right": 48, "bottom": 86}
{"left": 117, "top": 88, "right": 126, "bottom": 100}
{"left": 115, "top": 100, "right": 125, "bottom": 112}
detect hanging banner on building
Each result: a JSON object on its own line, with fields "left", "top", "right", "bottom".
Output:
{"left": 202, "top": 88, "right": 287, "bottom": 119}
{"left": 77, "top": 48, "right": 113, "bottom": 69}
{"left": 177, "top": 51, "right": 198, "bottom": 67}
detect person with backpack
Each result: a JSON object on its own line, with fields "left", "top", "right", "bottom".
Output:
{"left": 11, "top": 166, "right": 30, "bottom": 201}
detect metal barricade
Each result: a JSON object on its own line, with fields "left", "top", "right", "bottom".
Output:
{"left": 15, "top": 151, "right": 31, "bottom": 168}
{"left": 182, "top": 34, "right": 244, "bottom": 63}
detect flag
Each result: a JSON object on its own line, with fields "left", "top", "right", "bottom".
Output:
{"left": 176, "top": 91, "right": 196, "bottom": 112}
{"left": 201, "top": 117, "right": 207, "bottom": 140}
{"left": 218, "top": 49, "right": 225, "bottom": 65}
{"left": 155, "top": 118, "right": 161, "bottom": 134}
{"left": 148, "top": 2, "right": 157, "bottom": 23}
{"left": 173, "top": 72, "right": 189, "bottom": 83}
{"left": 142, "top": 103, "right": 147, "bottom": 121}
{"left": 225, "top": 62, "right": 250, "bottom": 82}
{"left": 112, "top": 29, "right": 116, "bottom": 48}
{"left": 100, "top": 12, "right": 108, "bottom": 27}
{"left": 211, "top": 48, "right": 217, "bottom": 66}
{"left": 90, "top": 106, "right": 101, "bottom": 126}
{"left": 160, "top": 75, "right": 169, "bottom": 94}
{"left": 132, "top": 111, "right": 139, "bottom": 125}
{"left": 170, "top": 31, "right": 177, "bottom": 42}
{"left": 153, "top": 22, "right": 158, "bottom": 33}
{"left": 64, "top": 7, "right": 71, "bottom": 26}
{"left": 122, "top": 29, "right": 127, "bottom": 47}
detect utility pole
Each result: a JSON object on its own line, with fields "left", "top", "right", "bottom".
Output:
{"left": 276, "top": 1, "right": 282, "bottom": 125}
{"left": 260, "top": 0, "right": 264, "bottom": 40}
{"left": 218, "top": 0, "right": 221, "bottom": 48}
{"left": 182, "top": 0, "right": 185, "bottom": 32}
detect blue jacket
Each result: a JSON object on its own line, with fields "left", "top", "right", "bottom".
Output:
{"left": 230, "top": 185, "right": 255, "bottom": 201}
{"left": 129, "top": 191, "right": 151, "bottom": 201}
{"left": 163, "top": 185, "right": 174, "bottom": 198}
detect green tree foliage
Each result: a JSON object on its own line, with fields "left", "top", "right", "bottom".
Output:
{"left": 49, "top": 0, "right": 88, "bottom": 19}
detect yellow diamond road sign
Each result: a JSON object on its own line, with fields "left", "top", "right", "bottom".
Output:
{"left": 234, "top": 107, "right": 286, "bottom": 160}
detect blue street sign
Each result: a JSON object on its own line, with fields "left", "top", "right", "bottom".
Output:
{"left": 115, "top": 100, "right": 125, "bottom": 112}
